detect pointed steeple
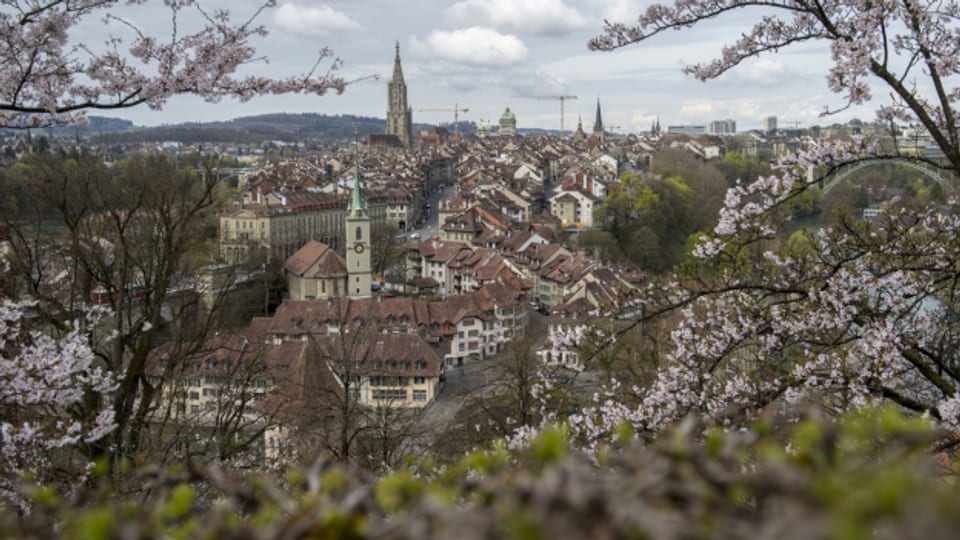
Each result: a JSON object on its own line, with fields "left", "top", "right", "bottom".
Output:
{"left": 387, "top": 42, "right": 412, "bottom": 147}
{"left": 570, "top": 113, "right": 586, "bottom": 139}
{"left": 392, "top": 41, "right": 404, "bottom": 82}
{"left": 347, "top": 129, "right": 367, "bottom": 220}
{"left": 592, "top": 97, "right": 604, "bottom": 135}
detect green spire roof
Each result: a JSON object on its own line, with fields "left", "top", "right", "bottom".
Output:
{"left": 347, "top": 133, "right": 367, "bottom": 220}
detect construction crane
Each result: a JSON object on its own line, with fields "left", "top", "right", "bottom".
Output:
{"left": 513, "top": 95, "right": 578, "bottom": 136}
{"left": 416, "top": 103, "right": 470, "bottom": 138}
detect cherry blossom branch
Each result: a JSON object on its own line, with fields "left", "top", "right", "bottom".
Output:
{"left": 0, "top": 1, "right": 348, "bottom": 127}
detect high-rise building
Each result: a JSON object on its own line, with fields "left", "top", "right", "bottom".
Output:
{"left": 708, "top": 119, "right": 737, "bottom": 134}
{"left": 763, "top": 115, "right": 777, "bottom": 133}
{"left": 386, "top": 42, "right": 413, "bottom": 147}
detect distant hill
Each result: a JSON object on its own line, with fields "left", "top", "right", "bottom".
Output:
{"left": 80, "top": 113, "right": 387, "bottom": 145}
{"left": 13, "top": 113, "right": 535, "bottom": 145}
{"left": 0, "top": 116, "right": 135, "bottom": 137}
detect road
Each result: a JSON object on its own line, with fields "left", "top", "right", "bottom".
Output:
{"left": 422, "top": 358, "right": 491, "bottom": 425}
{"left": 402, "top": 182, "right": 454, "bottom": 242}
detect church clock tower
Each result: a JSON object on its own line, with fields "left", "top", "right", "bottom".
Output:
{"left": 345, "top": 140, "right": 372, "bottom": 298}
{"left": 386, "top": 42, "right": 413, "bottom": 147}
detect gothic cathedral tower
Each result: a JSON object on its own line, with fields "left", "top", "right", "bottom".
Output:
{"left": 346, "top": 143, "right": 372, "bottom": 298}
{"left": 386, "top": 42, "right": 413, "bottom": 147}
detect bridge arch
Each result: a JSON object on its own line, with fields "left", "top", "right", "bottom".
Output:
{"left": 815, "top": 157, "right": 958, "bottom": 194}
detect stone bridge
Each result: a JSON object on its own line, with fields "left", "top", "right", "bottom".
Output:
{"left": 815, "top": 157, "right": 958, "bottom": 194}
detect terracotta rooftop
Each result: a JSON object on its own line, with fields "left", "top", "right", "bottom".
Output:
{"left": 284, "top": 240, "right": 331, "bottom": 276}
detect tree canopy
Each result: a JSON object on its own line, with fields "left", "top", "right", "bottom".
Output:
{"left": 0, "top": 1, "right": 346, "bottom": 128}
{"left": 555, "top": 0, "right": 960, "bottom": 448}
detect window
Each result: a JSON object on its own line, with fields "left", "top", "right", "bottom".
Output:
{"left": 372, "top": 389, "right": 407, "bottom": 401}
{"left": 414, "top": 376, "right": 426, "bottom": 384}
{"left": 190, "top": 405, "right": 199, "bottom": 414}
{"left": 415, "top": 360, "right": 426, "bottom": 370}
{"left": 413, "top": 390, "right": 427, "bottom": 401}
{"left": 355, "top": 226, "right": 362, "bottom": 241}
{"left": 189, "top": 391, "right": 199, "bottom": 400}
{"left": 203, "top": 388, "right": 218, "bottom": 397}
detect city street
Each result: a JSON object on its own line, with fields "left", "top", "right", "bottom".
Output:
{"left": 403, "top": 182, "right": 454, "bottom": 242}
{"left": 421, "top": 357, "right": 492, "bottom": 426}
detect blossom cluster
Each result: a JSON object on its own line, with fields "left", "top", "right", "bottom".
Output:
{"left": 0, "top": 299, "right": 117, "bottom": 506}
{"left": 0, "top": 1, "right": 346, "bottom": 127}
{"left": 510, "top": 138, "right": 960, "bottom": 451}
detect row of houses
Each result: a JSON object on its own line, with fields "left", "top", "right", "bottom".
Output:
{"left": 146, "top": 280, "right": 527, "bottom": 437}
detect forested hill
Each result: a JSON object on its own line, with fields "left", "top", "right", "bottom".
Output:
{"left": 16, "top": 114, "right": 539, "bottom": 144}
{"left": 81, "top": 113, "right": 394, "bottom": 144}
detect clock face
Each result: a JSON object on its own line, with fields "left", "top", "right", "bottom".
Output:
{"left": 354, "top": 243, "right": 364, "bottom": 254}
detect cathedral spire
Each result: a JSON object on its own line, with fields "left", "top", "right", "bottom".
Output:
{"left": 392, "top": 41, "right": 404, "bottom": 82}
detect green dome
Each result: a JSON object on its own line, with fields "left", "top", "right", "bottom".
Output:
{"left": 500, "top": 107, "right": 515, "bottom": 121}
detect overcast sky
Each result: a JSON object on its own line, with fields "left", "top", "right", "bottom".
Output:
{"left": 92, "top": 0, "right": 882, "bottom": 132}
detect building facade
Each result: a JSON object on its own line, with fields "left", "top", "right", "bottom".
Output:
{"left": 708, "top": 119, "right": 737, "bottom": 134}
{"left": 764, "top": 115, "right": 778, "bottom": 133}
{"left": 219, "top": 190, "right": 345, "bottom": 263}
